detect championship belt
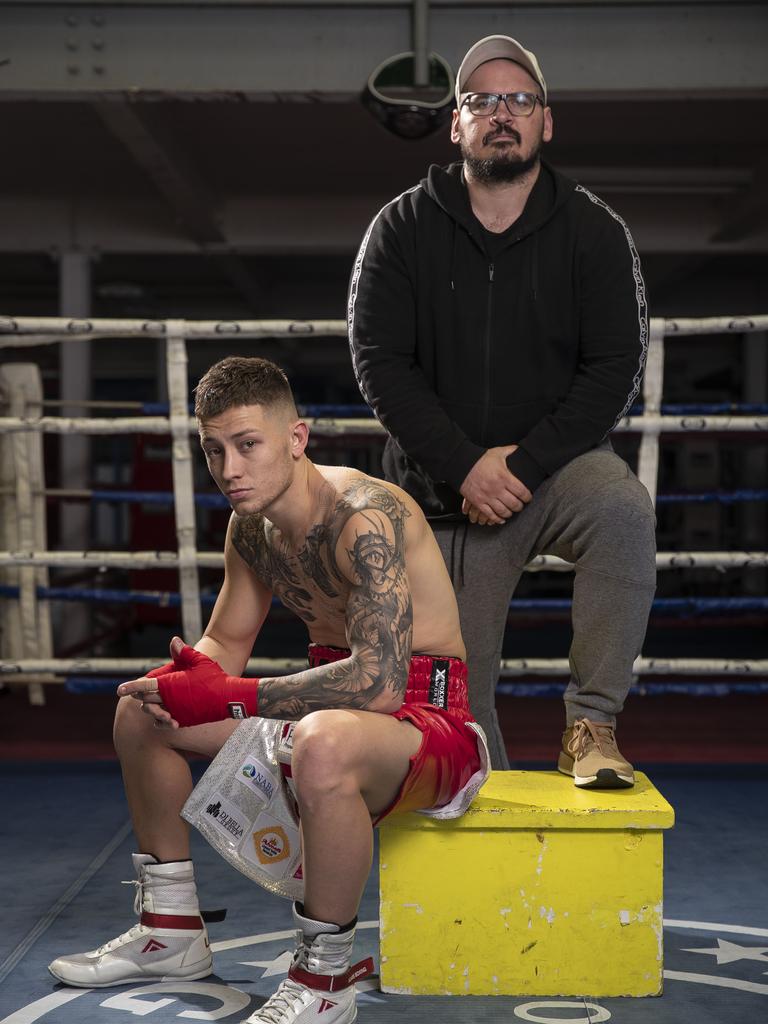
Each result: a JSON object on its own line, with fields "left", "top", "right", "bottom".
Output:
{"left": 181, "top": 717, "right": 303, "bottom": 901}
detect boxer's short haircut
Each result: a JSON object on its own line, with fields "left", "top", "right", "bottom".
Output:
{"left": 194, "top": 356, "right": 297, "bottom": 419}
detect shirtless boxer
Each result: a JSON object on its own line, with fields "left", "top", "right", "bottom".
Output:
{"left": 49, "top": 356, "right": 488, "bottom": 1024}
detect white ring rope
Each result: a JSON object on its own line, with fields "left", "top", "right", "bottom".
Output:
{"left": 0, "top": 318, "right": 349, "bottom": 348}
{"left": 0, "top": 416, "right": 386, "bottom": 436}
{"left": 2, "top": 313, "right": 767, "bottom": 341}
{"left": 1, "top": 657, "right": 766, "bottom": 679}
{"left": 0, "top": 313, "right": 765, "bottom": 683}
{"left": 0, "top": 414, "right": 765, "bottom": 437}
{"left": 0, "top": 551, "right": 765, "bottom": 571}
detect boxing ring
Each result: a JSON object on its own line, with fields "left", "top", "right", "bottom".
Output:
{"left": 1, "top": 314, "right": 767, "bottom": 1024}
{"left": 0, "top": 312, "right": 766, "bottom": 700}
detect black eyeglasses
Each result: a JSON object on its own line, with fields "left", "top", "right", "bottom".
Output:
{"left": 460, "top": 92, "right": 544, "bottom": 118}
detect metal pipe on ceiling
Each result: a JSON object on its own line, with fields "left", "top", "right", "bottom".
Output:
{"left": 412, "top": 0, "right": 429, "bottom": 87}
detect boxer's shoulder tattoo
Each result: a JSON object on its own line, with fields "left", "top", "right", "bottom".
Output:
{"left": 339, "top": 478, "right": 410, "bottom": 519}
{"left": 231, "top": 514, "right": 316, "bottom": 621}
{"left": 257, "top": 478, "right": 414, "bottom": 720}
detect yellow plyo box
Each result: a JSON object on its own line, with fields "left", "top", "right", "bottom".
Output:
{"left": 379, "top": 770, "right": 675, "bottom": 997}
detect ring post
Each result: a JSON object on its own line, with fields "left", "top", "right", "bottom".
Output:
{"left": 165, "top": 321, "right": 202, "bottom": 642}
{"left": 636, "top": 320, "right": 665, "bottom": 504}
{"left": 0, "top": 364, "right": 53, "bottom": 703}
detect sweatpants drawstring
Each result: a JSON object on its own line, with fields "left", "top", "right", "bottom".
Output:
{"left": 449, "top": 521, "right": 470, "bottom": 590}
{"left": 458, "top": 520, "right": 469, "bottom": 590}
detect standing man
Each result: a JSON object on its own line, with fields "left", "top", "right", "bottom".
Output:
{"left": 348, "top": 34, "right": 656, "bottom": 786}
{"left": 49, "top": 357, "right": 487, "bottom": 1024}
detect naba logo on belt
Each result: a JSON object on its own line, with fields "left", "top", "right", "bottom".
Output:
{"left": 238, "top": 757, "right": 277, "bottom": 802}
{"left": 252, "top": 825, "right": 291, "bottom": 864}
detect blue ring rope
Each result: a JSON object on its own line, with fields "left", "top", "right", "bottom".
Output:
{"left": 656, "top": 490, "right": 768, "bottom": 504}
{"left": 62, "top": 677, "right": 768, "bottom": 696}
{"left": 1, "top": 585, "right": 765, "bottom": 613}
{"left": 59, "top": 488, "right": 768, "bottom": 508}
{"left": 90, "top": 490, "right": 229, "bottom": 508}
{"left": 136, "top": 401, "right": 768, "bottom": 417}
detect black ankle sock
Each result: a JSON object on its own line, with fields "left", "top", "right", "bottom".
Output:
{"left": 297, "top": 902, "right": 357, "bottom": 934}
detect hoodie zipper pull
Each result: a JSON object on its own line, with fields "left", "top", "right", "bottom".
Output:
{"left": 489, "top": 263, "right": 495, "bottom": 282}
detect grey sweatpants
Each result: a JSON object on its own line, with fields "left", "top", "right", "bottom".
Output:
{"left": 433, "top": 445, "right": 657, "bottom": 770}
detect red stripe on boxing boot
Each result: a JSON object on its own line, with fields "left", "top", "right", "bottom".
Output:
{"left": 289, "top": 956, "right": 375, "bottom": 992}
{"left": 140, "top": 912, "right": 205, "bottom": 930}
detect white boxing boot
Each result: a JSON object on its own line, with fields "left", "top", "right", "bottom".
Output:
{"left": 244, "top": 902, "right": 373, "bottom": 1023}
{"left": 48, "top": 854, "right": 212, "bottom": 988}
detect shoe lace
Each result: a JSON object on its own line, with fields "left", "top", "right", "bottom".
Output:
{"left": 245, "top": 975, "right": 308, "bottom": 1023}
{"left": 567, "top": 719, "right": 617, "bottom": 758}
{"left": 123, "top": 877, "right": 144, "bottom": 917}
{"left": 93, "top": 921, "right": 145, "bottom": 956}
{"left": 90, "top": 877, "right": 146, "bottom": 955}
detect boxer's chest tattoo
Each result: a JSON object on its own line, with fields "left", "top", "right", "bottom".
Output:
{"left": 296, "top": 524, "right": 339, "bottom": 598}
{"left": 231, "top": 481, "right": 411, "bottom": 637}
{"left": 233, "top": 516, "right": 316, "bottom": 620}
{"left": 233, "top": 515, "right": 341, "bottom": 623}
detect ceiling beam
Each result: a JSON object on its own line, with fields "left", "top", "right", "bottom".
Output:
{"left": 0, "top": 3, "right": 766, "bottom": 98}
{"left": 93, "top": 100, "right": 264, "bottom": 308}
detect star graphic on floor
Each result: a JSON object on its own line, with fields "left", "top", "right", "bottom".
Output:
{"left": 239, "top": 949, "right": 294, "bottom": 977}
{"left": 682, "top": 938, "right": 768, "bottom": 965}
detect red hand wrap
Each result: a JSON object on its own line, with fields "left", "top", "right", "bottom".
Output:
{"left": 153, "top": 645, "right": 259, "bottom": 727}
{"left": 146, "top": 661, "right": 177, "bottom": 678}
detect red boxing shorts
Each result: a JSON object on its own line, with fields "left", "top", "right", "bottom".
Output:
{"left": 307, "top": 644, "right": 486, "bottom": 824}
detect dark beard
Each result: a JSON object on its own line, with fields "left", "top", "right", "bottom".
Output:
{"left": 463, "top": 146, "right": 541, "bottom": 184}
{"left": 461, "top": 131, "right": 542, "bottom": 184}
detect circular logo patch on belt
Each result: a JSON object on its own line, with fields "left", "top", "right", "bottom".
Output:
{"left": 252, "top": 826, "right": 291, "bottom": 864}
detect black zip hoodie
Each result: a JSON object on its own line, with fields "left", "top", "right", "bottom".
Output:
{"left": 348, "top": 160, "right": 648, "bottom": 518}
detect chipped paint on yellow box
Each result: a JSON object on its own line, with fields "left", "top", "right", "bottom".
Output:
{"left": 379, "top": 771, "right": 674, "bottom": 997}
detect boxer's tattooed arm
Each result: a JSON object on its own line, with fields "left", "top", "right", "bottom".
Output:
{"left": 232, "top": 515, "right": 316, "bottom": 621}
{"left": 256, "top": 484, "right": 413, "bottom": 719}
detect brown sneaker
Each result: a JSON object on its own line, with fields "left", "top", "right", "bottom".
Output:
{"left": 557, "top": 718, "right": 635, "bottom": 789}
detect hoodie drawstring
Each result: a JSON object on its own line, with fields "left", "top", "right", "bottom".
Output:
{"left": 450, "top": 219, "right": 458, "bottom": 292}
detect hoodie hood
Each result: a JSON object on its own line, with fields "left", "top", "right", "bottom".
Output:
{"left": 422, "top": 159, "right": 576, "bottom": 247}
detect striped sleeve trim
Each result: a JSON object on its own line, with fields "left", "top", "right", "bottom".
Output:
{"left": 346, "top": 184, "right": 422, "bottom": 409}
{"left": 574, "top": 184, "right": 649, "bottom": 433}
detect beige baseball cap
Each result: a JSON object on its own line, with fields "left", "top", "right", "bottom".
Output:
{"left": 455, "top": 34, "right": 547, "bottom": 107}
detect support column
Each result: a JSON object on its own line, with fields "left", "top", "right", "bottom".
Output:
{"left": 742, "top": 331, "right": 768, "bottom": 595}
{"left": 412, "top": 0, "right": 429, "bottom": 87}
{"left": 58, "top": 250, "right": 92, "bottom": 652}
